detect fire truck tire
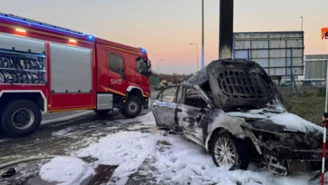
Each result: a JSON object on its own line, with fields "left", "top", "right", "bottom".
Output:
{"left": 1, "top": 100, "right": 41, "bottom": 137}
{"left": 120, "top": 96, "right": 142, "bottom": 118}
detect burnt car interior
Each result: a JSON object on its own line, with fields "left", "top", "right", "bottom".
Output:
{"left": 184, "top": 87, "right": 207, "bottom": 109}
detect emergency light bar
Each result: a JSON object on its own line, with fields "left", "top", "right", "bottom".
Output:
{"left": 0, "top": 12, "right": 94, "bottom": 41}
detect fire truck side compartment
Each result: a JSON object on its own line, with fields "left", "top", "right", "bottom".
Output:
{"left": 49, "top": 43, "right": 92, "bottom": 93}
{"left": 0, "top": 33, "right": 45, "bottom": 53}
{"left": 97, "top": 93, "right": 113, "bottom": 110}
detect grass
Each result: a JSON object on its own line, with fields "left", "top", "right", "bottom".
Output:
{"left": 282, "top": 90, "right": 325, "bottom": 124}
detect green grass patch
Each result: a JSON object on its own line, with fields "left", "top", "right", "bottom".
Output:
{"left": 282, "top": 92, "right": 325, "bottom": 124}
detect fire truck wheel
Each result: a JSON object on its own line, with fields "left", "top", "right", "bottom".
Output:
{"left": 120, "top": 96, "right": 142, "bottom": 118}
{"left": 1, "top": 100, "right": 41, "bottom": 137}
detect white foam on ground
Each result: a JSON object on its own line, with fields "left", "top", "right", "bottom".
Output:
{"left": 72, "top": 131, "right": 314, "bottom": 185}
{"left": 39, "top": 156, "right": 95, "bottom": 185}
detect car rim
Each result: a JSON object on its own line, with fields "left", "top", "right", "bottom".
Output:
{"left": 128, "top": 101, "right": 139, "bottom": 114}
{"left": 11, "top": 108, "right": 35, "bottom": 130}
{"left": 214, "top": 137, "right": 236, "bottom": 170}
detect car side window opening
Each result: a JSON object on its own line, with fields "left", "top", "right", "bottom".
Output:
{"left": 108, "top": 54, "right": 125, "bottom": 77}
{"left": 157, "top": 87, "right": 177, "bottom": 103}
{"left": 200, "top": 81, "right": 214, "bottom": 102}
{"left": 183, "top": 87, "right": 207, "bottom": 108}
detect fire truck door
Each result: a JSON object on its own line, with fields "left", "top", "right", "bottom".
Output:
{"left": 107, "top": 53, "right": 127, "bottom": 94}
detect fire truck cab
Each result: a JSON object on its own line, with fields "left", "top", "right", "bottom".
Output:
{"left": 0, "top": 12, "right": 152, "bottom": 137}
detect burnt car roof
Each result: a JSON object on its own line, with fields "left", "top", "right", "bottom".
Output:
{"left": 186, "top": 59, "right": 283, "bottom": 110}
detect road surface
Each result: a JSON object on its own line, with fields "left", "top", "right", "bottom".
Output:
{"left": 0, "top": 89, "right": 172, "bottom": 185}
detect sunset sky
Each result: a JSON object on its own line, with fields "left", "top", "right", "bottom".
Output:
{"left": 2, "top": 0, "right": 328, "bottom": 74}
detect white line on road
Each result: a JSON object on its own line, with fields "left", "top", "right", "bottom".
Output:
{"left": 0, "top": 138, "right": 10, "bottom": 144}
{"left": 0, "top": 111, "right": 94, "bottom": 143}
{"left": 41, "top": 111, "right": 94, "bottom": 125}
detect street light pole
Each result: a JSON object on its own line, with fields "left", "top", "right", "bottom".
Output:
{"left": 157, "top": 59, "right": 163, "bottom": 74}
{"left": 201, "top": 0, "right": 205, "bottom": 69}
{"left": 189, "top": 43, "right": 199, "bottom": 71}
{"left": 300, "top": 16, "right": 303, "bottom": 31}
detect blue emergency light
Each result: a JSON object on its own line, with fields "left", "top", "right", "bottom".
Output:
{"left": 0, "top": 12, "right": 94, "bottom": 41}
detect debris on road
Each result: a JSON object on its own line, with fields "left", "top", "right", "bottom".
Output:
{"left": 1, "top": 167, "right": 16, "bottom": 178}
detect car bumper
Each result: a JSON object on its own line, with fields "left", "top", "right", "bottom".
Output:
{"left": 265, "top": 147, "right": 325, "bottom": 173}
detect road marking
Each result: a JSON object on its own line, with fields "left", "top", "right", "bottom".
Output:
{"left": 0, "top": 138, "right": 10, "bottom": 143}
{"left": 41, "top": 111, "right": 94, "bottom": 125}
{"left": 0, "top": 111, "right": 94, "bottom": 143}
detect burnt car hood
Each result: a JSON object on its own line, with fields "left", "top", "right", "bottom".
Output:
{"left": 188, "top": 59, "right": 283, "bottom": 111}
{"left": 226, "top": 108, "right": 323, "bottom": 136}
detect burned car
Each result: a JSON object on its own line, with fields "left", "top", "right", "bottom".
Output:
{"left": 151, "top": 59, "right": 324, "bottom": 176}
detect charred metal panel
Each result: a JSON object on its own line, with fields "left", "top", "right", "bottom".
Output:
{"left": 206, "top": 59, "right": 281, "bottom": 110}
{"left": 186, "top": 67, "right": 208, "bottom": 86}
{"left": 50, "top": 43, "right": 92, "bottom": 93}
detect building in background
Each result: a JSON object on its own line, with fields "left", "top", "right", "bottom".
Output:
{"left": 232, "top": 31, "right": 304, "bottom": 84}
{"left": 303, "top": 54, "right": 328, "bottom": 83}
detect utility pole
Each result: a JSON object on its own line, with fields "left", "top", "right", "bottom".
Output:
{"left": 189, "top": 43, "right": 199, "bottom": 71}
{"left": 157, "top": 59, "right": 163, "bottom": 74}
{"left": 219, "top": 0, "right": 234, "bottom": 59}
{"left": 201, "top": 0, "right": 205, "bottom": 69}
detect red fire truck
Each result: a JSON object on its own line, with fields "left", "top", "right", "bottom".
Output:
{"left": 0, "top": 13, "right": 152, "bottom": 137}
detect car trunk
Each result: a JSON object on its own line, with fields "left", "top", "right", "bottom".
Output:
{"left": 188, "top": 59, "right": 283, "bottom": 111}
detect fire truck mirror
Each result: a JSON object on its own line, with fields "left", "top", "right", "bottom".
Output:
{"left": 122, "top": 73, "right": 126, "bottom": 80}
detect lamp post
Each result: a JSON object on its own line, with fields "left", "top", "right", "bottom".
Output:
{"left": 201, "top": 0, "right": 205, "bottom": 69}
{"left": 300, "top": 16, "right": 303, "bottom": 31}
{"left": 157, "top": 59, "right": 163, "bottom": 74}
{"left": 189, "top": 43, "right": 199, "bottom": 71}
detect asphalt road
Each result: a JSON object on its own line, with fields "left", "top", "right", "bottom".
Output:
{"left": 0, "top": 89, "right": 171, "bottom": 184}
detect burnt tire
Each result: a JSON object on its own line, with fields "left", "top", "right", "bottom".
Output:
{"left": 209, "top": 132, "right": 249, "bottom": 170}
{"left": 120, "top": 96, "right": 142, "bottom": 119}
{"left": 1, "top": 100, "right": 41, "bottom": 137}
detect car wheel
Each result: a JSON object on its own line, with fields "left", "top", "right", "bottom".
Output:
{"left": 210, "top": 132, "right": 249, "bottom": 170}
{"left": 1, "top": 100, "right": 41, "bottom": 137}
{"left": 120, "top": 96, "right": 142, "bottom": 118}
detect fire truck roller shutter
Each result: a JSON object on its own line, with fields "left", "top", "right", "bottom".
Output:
{"left": 0, "top": 33, "right": 45, "bottom": 53}
{"left": 49, "top": 43, "right": 92, "bottom": 93}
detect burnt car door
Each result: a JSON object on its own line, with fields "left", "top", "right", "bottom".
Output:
{"left": 151, "top": 86, "right": 179, "bottom": 129}
{"left": 176, "top": 85, "right": 212, "bottom": 145}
